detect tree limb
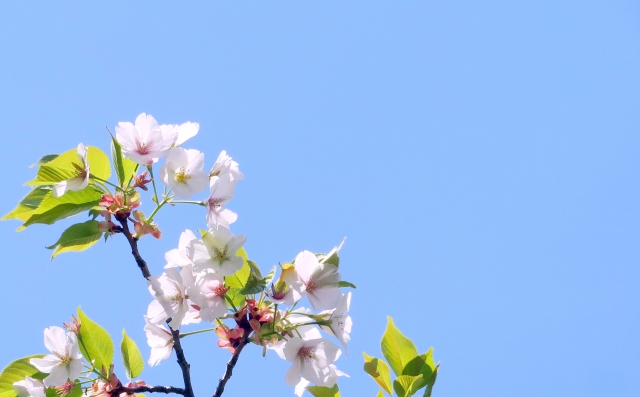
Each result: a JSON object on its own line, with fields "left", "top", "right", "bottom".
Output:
{"left": 117, "top": 218, "right": 151, "bottom": 279}
{"left": 114, "top": 385, "right": 186, "bottom": 395}
{"left": 212, "top": 333, "right": 250, "bottom": 397}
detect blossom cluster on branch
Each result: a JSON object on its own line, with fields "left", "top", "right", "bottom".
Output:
{"left": 2, "top": 113, "right": 437, "bottom": 397}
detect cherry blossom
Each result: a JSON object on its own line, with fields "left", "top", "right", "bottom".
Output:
{"left": 53, "top": 143, "right": 89, "bottom": 198}
{"left": 204, "top": 174, "right": 237, "bottom": 228}
{"left": 319, "top": 292, "right": 352, "bottom": 356}
{"left": 13, "top": 377, "right": 45, "bottom": 397}
{"left": 164, "top": 229, "right": 198, "bottom": 268}
{"left": 187, "top": 273, "right": 229, "bottom": 322}
{"left": 148, "top": 265, "right": 199, "bottom": 329}
{"left": 161, "top": 121, "right": 199, "bottom": 147}
{"left": 116, "top": 113, "right": 177, "bottom": 165}
{"left": 30, "top": 326, "right": 83, "bottom": 387}
{"left": 209, "top": 150, "right": 243, "bottom": 181}
{"left": 283, "top": 332, "right": 342, "bottom": 387}
{"left": 144, "top": 316, "right": 174, "bottom": 366}
{"left": 160, "top": 148, "right": 209, "bottom": 199}
{"left": 192, "top": 226, "right": 246, "bottom": 276}
{"left": 286, "top": 250, "right": 341, "bottom": 311}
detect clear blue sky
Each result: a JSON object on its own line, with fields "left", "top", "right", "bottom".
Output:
{"left": 1, "top": 2, "right": 638, "bottom": 396}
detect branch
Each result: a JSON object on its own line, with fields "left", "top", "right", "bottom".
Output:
{"left": 117, "top": 218, "right": 151, "bottom": 279}
{"left": 170, "top": 322, "right": 195, "bottom": 397}
{"left": 212, "top": 332, "right": 250, "bottom": 397}
{"left": 114, "top": 385, "right": 186, "bottom": 395}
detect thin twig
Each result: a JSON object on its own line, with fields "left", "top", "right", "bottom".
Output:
{"left": 114, "top": 385, "right": 186, "bottom": 395}
{"left": 117, "top": 218, "right": 151, "bottom": 279}
{"left": 213, "top": 333, "right": 250, "bottom": 397}
{"left": 169, "top": 322, "right": 195, "bottom": 397}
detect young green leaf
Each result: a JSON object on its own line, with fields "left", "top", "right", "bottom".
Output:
{"left": 27, "top": 146, "right": 110, "bottom": 186}
{"left": 18, "top": 186, "right": 103, "bottom": 230}
{"left": 0, "top": 356, "right": 46, "bottom": 397}
{"left": 393, "top": 374, "right": 425, "bottom": 397}
{"left": 77, "top": 307, "right": 114, "bottom": 372}
{"left": 121, "top": 329, "right": 144, "bottom": 380}
{"left": 381, "top": 317, "right": 419, "bottom": 376}
{"left": 225, "top": 288, "right": 246, "bottom": 309}
{"left": 238, "top": 262, "right": 275, "bottom": 295}
{"left": 362, "top": 352, "right": 393, "bottom": 395}
{"left": 305, "top": 384, "right": 340, "bottom": 397}
{"left": 338, "top": 281, "right": 356, "bottom": 289}
{"left": 111, "top": 136, "right": 137, "bottom": 188}
{"left": 375, "top": 390, "right": 384, "bottom": 397}
{"left": 2, "top": 186, "right": 52, "bottom": 222}
{"left": 29, "top": 154, "right": 59, "bottom": 168}
{"left": 46, "top": 220, "right": 103, "bottom": 259}
{"left": 224, "top": 248, "right": 250, "bottom": 289}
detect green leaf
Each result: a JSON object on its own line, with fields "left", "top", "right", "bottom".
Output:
{"left": 338, "top": 281, "right": 357, "bottom": 289}
{"left": 30, "top": 154, "right": 59, "bottom": 168}
{"left": 402, "top": 348, "right": 438, "bottom": 395}
{"left": 306, "top": 384, "right": 340, "bottom": 397}
{"left": 376, "top": 390, "right": 384, "bottom": 397}
{"left": 393, "top": 374, "right": 425, "bottom": 397}
{"left": 19, "top": 186, "right": 103, "bottom": 229}
{"left": 77, "top": 307, "right": 114, "bottom": 371}
{"left": 121, "top": 329, "right": 144, "bottom": 380}
{"left": 2, "top": 187, "right": 52, "bottom": 222}
{"left": 423, "top": 365, "right": 438, "bottom": 397}
{"left": 381, "top": 317, "right": 419, "bottom": 376}
{"left": 27, "top": 146, "right": 110, "bottom": 186}
{"left": 225, "top": 288, "right": 246, "bottom": 309}
{"left": 0, "top": 356, "right": 46, "bottom": 396}
{"left": 363, "top": 352, "right": 393, "bottom": 395}
{"left": 111, "top": 136, "right": 137, "bottom": 188}
{"left": 46, "top": 220, "right": 103, "bottom": 259}
{"left": 224, "top": 248, "right": 250, "bottom": 289}
{"left": 319, "top": 237, "right": 346, "bottom": 267}
{"left": 238, "top": 262, "right": 275, "bottom": 295}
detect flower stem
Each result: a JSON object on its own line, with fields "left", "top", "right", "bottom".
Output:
{"left": 170, "top": 200, "right": 206, "bottom": 206}
{"left": 180, "top": 328, "right": 216, "bottom": 338}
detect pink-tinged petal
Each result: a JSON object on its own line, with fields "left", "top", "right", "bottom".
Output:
{"left": 308, "top": 286, "right": 342, "bottom": 311}
{"left": 175, "top": 122, "right": 199, "bottom": 146}
{"left": 115, "top": 122, "right": 137, "bottom": 147}
{"left": 285, "top": 359, "right": 303, "bottom": 386}
{"left": 68, "top": 357, "right": 84, "bottom": 380}
{"left": 43, "top": 365, "right": 69, "bottom": 387}
{"left": 52, "top": 181, "right": 68, "bottom": 198}
{"left": 294, "top": 377, "right": 310, "bottom": 397}
{"left": 294, "top": 251, "right": 318, "bottom": 283}
{"left": 44, "top": 326, "right": 66, "bottom": 354}
{"left": 185, "top": 149, "right": 204, "bottom": 171}
{"left": 30, "top": 356, "right": 58, "bottom": 373}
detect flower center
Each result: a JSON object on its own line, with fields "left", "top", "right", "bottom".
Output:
{"left": 212, "top": 246, "right": 228, "bottom": 262}
{"left": 72, "top": 162, "right": 88, "bottom": 179}
{"left": 175, "top": 167, "right": 191, "bottom": 183}
{"left": 304, "top": 278, "right": 318, "bottom": 293}
{"left": 297, "top": 347, "right": 315, "bottom": 362}
{"left": 136, "top": 140, "right": 150, "bottom": 155}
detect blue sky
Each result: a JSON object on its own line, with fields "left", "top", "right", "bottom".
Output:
{"left": 1, "top": 2, "right": 639, "bottom": 396}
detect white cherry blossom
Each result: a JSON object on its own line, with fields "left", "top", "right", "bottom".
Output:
{"left": 285, "top": 251, "right": 341, "bottom": 311}
{"left": 160, "top": 122, "right": 199, "bottom": 147}
{"left": 192, "top": 227, "right": 246, "bottom": 276}
{"left": 164, "top": 229, "right": 198, "bottom": 268}
{"left": 116, "top": 113, "right": 177, "bottom": 165}
{"left": 148, "top": 264, "right": 200, "bottom": 329}
{"left": 283, "top": 334, "right": 342, "bottom": 387}
{"left": 30, "top": 326, "right": 83, "bottom": 387}
{"left": 187, "top": 273, "right": 229, "bottom": 321}
{"left": 209, "top": 150, "right": 243, "bottom": 181}
{"left": 160, "top": 148, "right": 209, "bottom": 199}
{"left": 13, "top": 377, "right": 45, "bottom": 397}
{"left": 204, "top": 174, "right": 237, "bottom": 228}
{"left": 319, "top": 292, "right": 352, "bottom": 356}
{"left": 144, "top": 316, "right": 174, "bottom": 366}
{"left": 53, "top": 143, "right": 89, "bottom": 198}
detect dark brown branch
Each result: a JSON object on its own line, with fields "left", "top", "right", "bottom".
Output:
{"left": 117, "top": 218, "right": 151, "bottom": 279}
{"left": 113, "top": 385, "right": 186, "bottom": 395}
{"left": 169, "top": 322, "right": 195, "bottom": 397}
{"left": 213, "top": 333, "right": 250, "bottom": 397}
